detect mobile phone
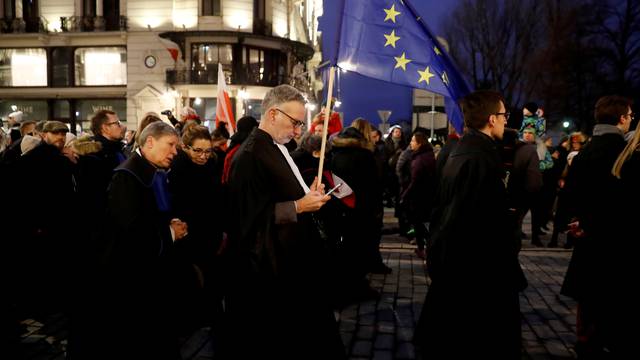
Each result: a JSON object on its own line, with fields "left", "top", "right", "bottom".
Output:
{"left": 326, "top": 183, "right": 342, "bottom": 196}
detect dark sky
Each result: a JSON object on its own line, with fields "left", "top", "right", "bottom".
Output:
{"left": 412, "top": 1, "right": 461, "bottom": 36}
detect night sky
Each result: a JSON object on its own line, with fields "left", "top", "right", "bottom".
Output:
{"left": 412, "top": 1, "right": 461, "bottom": 36}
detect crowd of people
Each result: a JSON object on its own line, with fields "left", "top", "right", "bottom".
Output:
{"left": 0, "top": 85, "right": 635, "bottom": 359}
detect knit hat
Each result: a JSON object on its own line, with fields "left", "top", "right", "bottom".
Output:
{"left": 523, "top": 102, "right": 538, "bottom": 115}
{"left": 8, "top": 111, "right": 24, "bottom": 124}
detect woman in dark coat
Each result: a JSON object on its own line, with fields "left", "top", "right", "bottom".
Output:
{"left": 330, "top": 127, "right": 383, "bottom": 303}
{"left": 399, "top": 131, "right": 436, "bottom": 259}
{"left": 169, "top": 125, "right": 223, "bottom": 329}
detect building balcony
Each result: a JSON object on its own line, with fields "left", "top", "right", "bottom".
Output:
{"left": 166, "top": 69, "right": 287, "bottom": 88}
{"left": 60, "top": 15, "right": 128, "bottom": 32}
{"left": 0, "top": 17, "right": 48, "bottom": 34}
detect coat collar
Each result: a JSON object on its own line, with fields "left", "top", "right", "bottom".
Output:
{"left": 116, "top": 151, "right": 160, "bottom": 187}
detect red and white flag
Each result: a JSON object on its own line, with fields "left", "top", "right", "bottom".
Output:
{"left": 216, "top": 63, "right": 236, "bottom": 135}
{"left": 158, "top": 37, "right": 181, "bottom": 63}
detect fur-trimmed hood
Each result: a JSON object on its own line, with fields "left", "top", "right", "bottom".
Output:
{"left": 331, "top": 126, "right": 373, "bottom": 151}
{"left": 73, "top": 135, "right": 102, "bottom": 155}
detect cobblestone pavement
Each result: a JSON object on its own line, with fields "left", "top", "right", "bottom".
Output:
{"left": 16, "top": 213, "right": 578, "bottom": 359}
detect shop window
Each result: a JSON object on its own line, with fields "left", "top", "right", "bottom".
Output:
{"left": 75, "top": 47, "right": 127, "bottom": 86}
{"left": 0, "top": 48, "right": 47, "bottom": 86}
{"left": 0, "top": 99, "right": 48, "bottom": 121}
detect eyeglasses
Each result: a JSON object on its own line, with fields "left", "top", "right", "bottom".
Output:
{"left": 494, "top": 112, "right": 510, "bottom": 120}
{"left": 187, "top": 146, "right": 214, "bottom": 156}
{"left": 274, "top": 108, "right": 305, "bottom": 129}
{"left": 626, "top": 113, "right": 635, "bottom": 121}
{"left": 105, "top": 120, "right": 121, "bottom": 127}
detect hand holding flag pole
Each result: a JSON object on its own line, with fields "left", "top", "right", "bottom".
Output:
{"left": 316, "top": 66, "right": 336, "bottom": 187}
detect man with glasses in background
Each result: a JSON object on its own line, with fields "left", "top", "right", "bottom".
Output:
{"left": 560, "top": 95, "right": 633, "bottom": 358}
{"left": 67, "top": 109, "right": 128, "bottom": 357}
{"left": 224, "top": 84, "right": 345, "bottom": 359}
{"left": 414, "top": 90, "right": 527, "bottom": 359}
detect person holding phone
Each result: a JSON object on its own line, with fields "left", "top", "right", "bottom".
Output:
{"left": 225, "top": 85, "right": 345, "bottom": 359}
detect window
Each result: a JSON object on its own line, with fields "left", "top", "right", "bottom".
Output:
{"left": 51, "top": 48, "right": 73, "bottom": 87}
{"left": 76, "top": 99, "right": 126, "bottom": 131}
{"left": 191, "top": 43, "right": 233, "bottom": 84}
{"left": 245, "top": 99, "right": 263, "bottom": 121}
{"left": 0, "top": 100, "right": 49, "bottom": 121}
{"left": 74, "top": 47, "right": 127, "bottom": 86}
{"left": 52, "top": 100, "right": 70, "bottom": 119}
{"left": 83, "top": 0, "right": 96, "bottom": 16}
{"left": 202, "top": 0, "right": 221, "bottom": 16}
{"left": 0, "top": 48, "right": 47, "bottom": 86}
{"left": 241, "top": 46, "right": 285, "bottom": 86}
{"left": 2, "top": 0, "right": 15, "bottom": 19}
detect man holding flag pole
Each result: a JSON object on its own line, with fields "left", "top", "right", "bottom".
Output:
{"left": 225, "top": 84, "right": 344, "bottom": 359}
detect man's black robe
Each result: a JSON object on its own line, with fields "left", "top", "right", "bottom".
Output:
{"left": 225, "top": 128, "right": 345, "bottom": 359}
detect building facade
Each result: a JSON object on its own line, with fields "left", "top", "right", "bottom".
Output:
{"left": 0, "top": 0, "right": 322, "bottom": 131}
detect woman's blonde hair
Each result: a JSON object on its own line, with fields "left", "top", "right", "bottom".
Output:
{"left": 350, "top": 117, "right": 374, "bottom": 151}
{"left": 612, "top": 122, "right": 640, "bottom": 178}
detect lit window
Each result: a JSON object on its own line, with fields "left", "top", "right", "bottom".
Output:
{"left": 75, "top": 47, "right": 127, "bottom": 86}
{"left": 0, "top": 48, "right": 47, "bottom": 86}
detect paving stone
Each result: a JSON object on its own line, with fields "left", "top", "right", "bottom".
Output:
{"left": 377, "top": 321, "right": 395, "bottom": 334}
{"left": 359, "top": 314, "right": 376, "bottom": 326}
{"left": 395, "top": 341, "right": 416, "bottom": 359}
{"left": 356, "top": 325, "right": 375, "bottom": 340}
{"left": 352, "top": 340, "right": 373, "bottom": 357}
{"left": 396, "top": 327, "right": 414, "bottom": 342}
{"left": 373, "top": 349, "right": 394, "bottom": 360}
{"left": 374, "top": 334, "right": 395, "bottom": 350}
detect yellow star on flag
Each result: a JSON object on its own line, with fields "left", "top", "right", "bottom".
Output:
{"left": 434, "top": 46, "right": 442, "bottom": 56}
{"left": 441, "top": 71, "right": 450, "bottom": 86}
{"left": 384, "top": 4, "right": 401, "bottom": 23}
{"left": 384, "top": 30, "right": 401, "bottom": 48}
{"left": 418, "top": 66, "right": 435, "bottom": 85}
{"left": 394, "top": 52, "right": 412, "bottom": 71}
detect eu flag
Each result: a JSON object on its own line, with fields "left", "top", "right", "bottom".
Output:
{"left": 336, "top": 0, "right": 471, "bottom": 133}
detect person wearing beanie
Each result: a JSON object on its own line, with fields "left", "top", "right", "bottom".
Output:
{"left": 7, "top": 111, "right": 24, "bottom": 142}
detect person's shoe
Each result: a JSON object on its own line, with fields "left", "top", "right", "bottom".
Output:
{"left": 370, "top": 263, "right": 393, "bottom": 274}
{"left": 414, "top": 248, "right": 426, "bottom": 259}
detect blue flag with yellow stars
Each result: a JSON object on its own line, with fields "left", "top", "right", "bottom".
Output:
{"left": 336, "top": 0, "right": 471, "bottom": 133}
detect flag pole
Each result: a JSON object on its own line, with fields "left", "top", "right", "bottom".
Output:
{"left": 316, "top": 66, "right": 336, "bottom": 189}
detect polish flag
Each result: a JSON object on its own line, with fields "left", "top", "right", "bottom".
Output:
{"left": 216, "top": 63, "right": 236, "bottom": 135}
{"left": 158, "top": 37, "right": 181, "bottom": 62}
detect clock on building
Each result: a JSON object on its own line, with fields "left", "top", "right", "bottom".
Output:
{"left": 144, "top": 55, "right": 157, "bottom": 68}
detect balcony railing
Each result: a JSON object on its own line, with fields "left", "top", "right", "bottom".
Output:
{"left": 60, "top": 15, "right": 128, "bottom": 32}
{"left": 0, "top": 17, "right": 48, "bottom": 33}
{"left": 167, "top": 69, "right": 285, "bottom": 87}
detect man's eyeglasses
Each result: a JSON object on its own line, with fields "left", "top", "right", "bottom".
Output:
{"left": 105, "top": 120, "right": 121, "bottom": 127}
{"left": 494, "top": 112, "right": 510, "bottom": 121}
{"left": 274, "top": 108, "right": 305, "bottom": 129}
{"left": 626, "top": 113, "right": 635, "bottom": 121}
{"left": 187, "top": 146, "right": 214, "bottom": 156}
